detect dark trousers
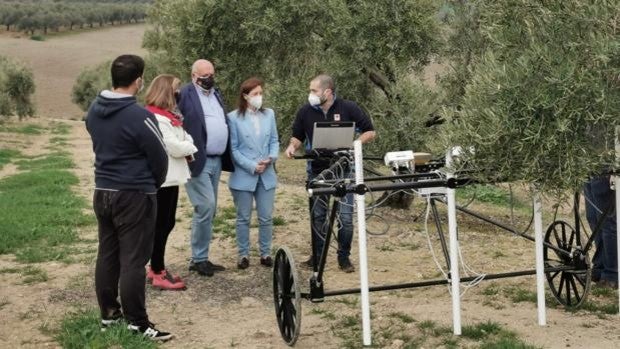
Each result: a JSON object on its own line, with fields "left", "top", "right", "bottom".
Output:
{"left": 150, "top": 186, "right": 179, "bottom": 273}
{"left": 94, "top": 190, "right": 156, "bottom": 326}
{"left": 584, "top": 176, "right": 618, "bottom": 283}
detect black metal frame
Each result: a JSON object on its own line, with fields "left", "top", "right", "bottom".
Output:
{"left": 299, "top": 155, "right": 613, "bottom": 303}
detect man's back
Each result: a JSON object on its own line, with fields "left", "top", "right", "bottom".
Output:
{"left": 86, "top": 90, "right": 167, "bottom": 192}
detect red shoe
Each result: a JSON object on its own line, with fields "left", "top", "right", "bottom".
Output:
{"left": 152, "top": 271, "right": 186, "bottom": 291}
{"left": 147, "top": 267, "right": 181, "bottom": 282}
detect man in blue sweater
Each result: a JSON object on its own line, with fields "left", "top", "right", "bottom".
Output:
{"left": 85, "top": 55, "right": 171, "bottom": 341}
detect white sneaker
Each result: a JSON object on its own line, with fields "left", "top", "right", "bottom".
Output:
{"left": 127, "top": 322, "right": 173, "bottom": 341}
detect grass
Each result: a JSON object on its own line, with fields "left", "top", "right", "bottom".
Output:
{"left": 50, "top": 122, "right": 72, "bottom": 135}
{"left": 461, "top": 321, "right": 502, "bottom": 340}
{"left": 16, "top": 152, "right": 74, "bottom": 171}
{"left": 569, "top": 300, "right": 619, "bottom": 315}
{"left": 310, "top": 307, "right": 337, "bottom": 320}
{"left": 273, "top": 215, "right": 287, "bottom": 226}
{"left": 213, "top": 206, "right": 236, "bottom": 239}
{"left": 0, "top": 148, "right": 21, "bottom": 170}
{"left": 0, "top": 152, "right": 94, "bottom": 262}
{"left": 56, "top": 308, "right": 158, "bottom": 349}
{"left": 0, "top": 123, "right": 44, "bottom": 135}
{"left": 21, "top": 265, "right": 49, "bottom": 284}
{"left": 457, "top": 184, "right": 526, "bottom": 209}
{"left": 0, "top": 265, "right": 48, "bottom": 284}
{"left": 389, "top": 311, "right": 415, "bottom": 323}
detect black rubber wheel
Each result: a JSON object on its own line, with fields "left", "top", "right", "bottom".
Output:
{"left": 543, "top": 220, "right": 591, "bottom": 308}
{"left": 273, "top": 247, "right": 301, "bottom": 346}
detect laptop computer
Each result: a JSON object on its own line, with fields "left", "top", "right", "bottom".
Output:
{"left": 311, "top": 121, "right": 355, "bottom": 150}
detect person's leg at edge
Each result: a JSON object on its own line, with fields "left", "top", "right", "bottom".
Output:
{"left": 184, "top": 160, "right": 217, "bottom": 263}
{"left": 337, "top": 192, "right": 354, "bottom": 265}
{"left": 255, "top": 178, "right": 275, "bottom": 258}
{"left": 232, "top": 188, "right": 253, "bottom": 259}
{"left": 151, "top": 186, "right": 178, "bottom": 273}
{"left": 311, "top": 195, "right": 329, "bottom": 261}
{"left": 584, "top": 180, "right": 604, "bottom": 281}
{"left": 94, "top": 190, "right": 122, "bottom": 320}
{"left": 117, "top": 192, "right": 157, "bottom": 326}
{"left": 591, "top": 176, "right": 618, "bottom": 284}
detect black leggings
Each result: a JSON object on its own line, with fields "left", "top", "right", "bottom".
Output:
{"left": 150, "top": 186, "right": 179, "bottom": 273}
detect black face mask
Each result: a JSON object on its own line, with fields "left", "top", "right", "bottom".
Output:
{"left": 196, "top": 76, "right": 215, "bottom": 91}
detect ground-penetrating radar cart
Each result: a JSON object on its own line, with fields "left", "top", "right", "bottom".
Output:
{"left": 272, "top": 141, "right": 620, "bottom": 347}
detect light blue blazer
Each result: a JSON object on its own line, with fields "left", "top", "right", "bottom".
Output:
{"left": 227, "top": 108, "right": 280, "bottom": 191}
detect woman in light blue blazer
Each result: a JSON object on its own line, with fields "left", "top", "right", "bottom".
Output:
{"left": 228, "top": 77, "right": 279, "bottom": 269}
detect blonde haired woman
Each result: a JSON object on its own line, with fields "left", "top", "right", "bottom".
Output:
{"left": 144, "top": 74, "right": 197, "bottom": 290}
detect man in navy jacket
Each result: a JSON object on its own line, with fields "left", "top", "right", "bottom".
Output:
{"left": 178, "top": 59, "right": 234, "bottom": 277}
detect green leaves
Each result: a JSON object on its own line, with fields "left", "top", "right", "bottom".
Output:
{"left": 443, "top": 0, "right": 620, "bottom": 195}
{"left": 145, "top": 0, "right": 442, "bottom": 151}
{"left": 0, "top": 56, "right": 36, "bottom": 120}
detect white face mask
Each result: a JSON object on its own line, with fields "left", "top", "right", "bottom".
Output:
{"left": 308, "top": 93, "right": 321, "bottom": 106}
{"left": 247, "top": 95, "right": 263, "bottom": 109}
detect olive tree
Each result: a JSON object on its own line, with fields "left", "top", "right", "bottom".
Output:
{"left": 72, "top": 56, "right": 165, "bottom": 112}
{"left": 441, "top": 0, "right": 620, "bottom": 195}
{"left": 144, "top": 0, "right": 443, "bottom": 155}
{"left": 0, "top": 56, "right": 36, "bottom": 121}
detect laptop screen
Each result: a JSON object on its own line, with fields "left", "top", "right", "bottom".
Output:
{"left": 311, "top": 121, "right": 355, "bottom": 150}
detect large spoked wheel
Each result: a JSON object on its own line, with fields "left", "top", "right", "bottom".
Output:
{"left": 273, "top": 247, "right": 302, "bottom": 346}
{"left": 543, "top": 220, "right": 591, "bottom": 308}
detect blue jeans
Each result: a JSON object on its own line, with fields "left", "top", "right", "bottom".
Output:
{"left": 185, "top": 156, "right": 222, "bottom": 263}
{"left": 309, "top": 170, "right": 354, "bottom": 263}
{"left": 230, "top": 178, "right": 275, "bottom": 258}
{"left": 584, "top": 176, "right": 617, "bottom": 283}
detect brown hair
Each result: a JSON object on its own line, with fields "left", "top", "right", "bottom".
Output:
{"left": 145, "top": 74, "right": 180, "bottom": 111}
{"left": 237, "top": 77, "right": 264, "bottom": 116}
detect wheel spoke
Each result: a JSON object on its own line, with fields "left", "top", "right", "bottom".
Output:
{"left": 561, "top": 224, "right": 567, "bottom": 250}
{"left": 553, "top": 226, "right": 562, "bottom": 250}
{"left": 569, "top": 275, "right": 581, "bottom": 303}
{"left": 548, "top": 270, "right": 561, "bottom": 281}
{"left": 565, "top": 274, "right": 572, "bottom": 306}
{"left": 558, "top": 272, "right": 566, "bottom": 296}
{"left": 574, "top": 273, "right": 586, "bottom": 287}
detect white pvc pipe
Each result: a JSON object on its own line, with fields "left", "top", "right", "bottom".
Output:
{"left": 354, "top": 140, "right": 372, "bottom": 346}
{"left": 615, "top": 126, "right": 620, "bottom": 314}
{"left": 446, "top": 149, "right": 461, "bottom": 335}
{"left": 533, "top": 192, "right": 547, "bottom": 326}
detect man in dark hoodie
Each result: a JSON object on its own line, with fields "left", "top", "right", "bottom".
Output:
{"left": 85, "top": 54, "right": 171, "bottom": 341}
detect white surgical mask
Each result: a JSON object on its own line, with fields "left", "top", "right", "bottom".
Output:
{"left": 308, "top": 93, "right": 321, "bottom": 106}
{"left": 247, "top": 95, "right": 263, "bottom": 110}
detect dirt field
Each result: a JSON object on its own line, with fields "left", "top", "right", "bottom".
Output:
{"left": 1, "top": 25, "right": 620, "bottom": 349}
{"left": 0, "top": 25, "right": 147, "bottom": 120}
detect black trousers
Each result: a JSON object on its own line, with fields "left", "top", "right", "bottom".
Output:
{"left": 150, "top": 186, "right": 179, "bottom": 273}
{"left": 94, "top": 190, "right": 156, "bottom": 326}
